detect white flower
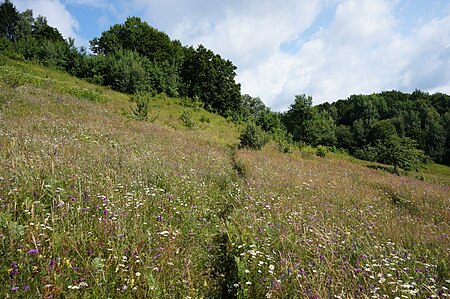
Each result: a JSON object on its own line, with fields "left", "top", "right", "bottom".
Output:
{"left": 269, "top": 264, "right": 275, "bottom": 271}
{"left": 135, "top": 272, "right": 141, "bottom": 277}
{"left": 79, "top": 282, "right": 88, "bottom": 288}
{"left": 245, "top": 281, "right": 252, "bottom": 285}
{"left": 159, "top": 231, "right": 170, "bottom": 237}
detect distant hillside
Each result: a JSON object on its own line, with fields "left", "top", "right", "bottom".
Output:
{"left": 1, "top": 56, "right": 449, "bottom": 298}
{"left": 2, "top": 0, "right": 450, "bottom": 170}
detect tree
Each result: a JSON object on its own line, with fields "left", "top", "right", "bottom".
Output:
{"left": 102, "top": 50, "right": 151, "bottom": 93}
{"left": 15, "top": 9, "right": 33, "bottom": 39}
{"left": 32, "top": 16, "right": 64, "bottom": 42}
{"left": 336, "top": 125, "right": 354, "bottom": 149}
{"left": 442, "top": 112, "right": 450, "bottom": 164}
{"left": 283, "top": 94, "right": 337, "bottom": 146}
{"left": 0, "top": 0, "right": 19, "bottom": 41}
{"left": 374, "top": 135, "right": 428, "bottom": 174}
{"left": 239, "top": 94, "right": 268, "bottom": 122}
{"left": 239, "top": 122, "right": 269, "bottom": 150}
{"left": 90, "top": 16, "right": 183, "bottom": 64}
{"left": 367, "top": 119, "right": 397, "bottom": 144}
{"left": 282, "top": 94, "right": 314, "bottom": 142}
{"left": 180, "top": 45, "right": 241, "bottom": 116}
{"left": 303, "top": 109, "right": 337, "bottom": 146}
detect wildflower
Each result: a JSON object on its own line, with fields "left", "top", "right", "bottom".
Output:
{"left": 135, "top": 272, "right": 141, "bottom": 277}
{"left": 159, "top": 231, "right": 170, "bottom": 237}
{"left": 9, "top": 262, "right": 18, "bottom": 278}
{"left": 27, "top": 249, "right": 39, "bottom": 254}
{"left": 11, "top": 286, "right": 19, "bottom": 291}
{"left": 245, "top": 281, "right": 252, "bottom": 285}
{"left": 79, "top": 282, "right": 88, "bottom": 289}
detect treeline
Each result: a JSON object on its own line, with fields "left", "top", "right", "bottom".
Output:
{"left": 0, "top": 0, "right": 241, "bottom": 117}
{"left": 281, "top": 92, "right": 450, "bottom": 169}
{"left": 1, "top": 0, "right": 449, "bottom": 170}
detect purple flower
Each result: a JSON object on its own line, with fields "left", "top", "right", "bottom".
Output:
{"left": 10, "top": 262, "right": 18, "bottom": 278}
{"left": 11, "top": 286, "right": 19, "bottom": 291}
{"left": 27, "top": 249, "right": 39, "bottom": 254}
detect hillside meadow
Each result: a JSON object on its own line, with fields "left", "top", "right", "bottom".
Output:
{"left": 0, "top": 57, "right": 449, "bottom": 298}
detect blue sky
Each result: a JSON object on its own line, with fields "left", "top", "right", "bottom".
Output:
{"left": 12, "top": 0, "right": 450, "bottom": 110}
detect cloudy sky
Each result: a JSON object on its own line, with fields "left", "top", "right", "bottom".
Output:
{"left": 13, "top": 0, "right": 450, "bottom": 110}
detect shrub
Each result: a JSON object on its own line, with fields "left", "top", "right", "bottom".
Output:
{"left": 316, "top": 146, "right": 327, "bottom": 157}
{"left": 200, "top": 114, "right": 210, "bottom": 123}
{"left": 180, "top": 109, "right": 196, "bottom": 129}
{"left": 133, "top": 91, "right": 151, "bottom": 121}
{"left": 239, "top": 122, "right": 269, "bottom": 150}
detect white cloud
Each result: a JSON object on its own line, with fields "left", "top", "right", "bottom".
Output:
{"left": 241, "top": 0, "right": 450, "bottom": 109}
{"left": 14, "top": 0, "right": 81, "bottom": 43}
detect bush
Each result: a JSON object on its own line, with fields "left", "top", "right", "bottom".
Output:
{"left": 316, "top": 146, "right": 327, "bottom": 157}
{"left": 133, "top": 91, "right": 151, "bottom": 120}
{"left": 180, "top": 109, "right": 196, "bottom": 129}
{"left": 239, "top": 122, "right": 269, "bottom": 150}
{"left": 200, "top": 115, "right": 210, "bottom": 123}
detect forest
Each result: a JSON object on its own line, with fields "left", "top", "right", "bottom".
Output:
{"left": 1, "top": 0, "right": 449, "bottom": 170}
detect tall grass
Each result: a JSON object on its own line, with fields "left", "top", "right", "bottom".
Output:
{"left": 1, "top": 58, "right": 449, "bottom": 298}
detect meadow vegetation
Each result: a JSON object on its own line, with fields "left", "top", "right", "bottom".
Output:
{"left": 1, "top": 57, "right": 449, "bottom": 298}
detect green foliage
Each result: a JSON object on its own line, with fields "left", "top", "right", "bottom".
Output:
{"left": 275, "top": 134, "right": 293, "bottom": 154}
{"left": 66, "top": 86, "right": 103, "bottom": 102}
{"left": 239, "top": 94, "right": 268, "bottom": 121}
{"left": 133, "top": 91, "right": 152, "bottom": 120}
{"left": 373, "top": 136, "right": 429, "bottom": 174}
{"left": 32, "top": 16, "right": 64, "bottom": 43}
{"left": 282, "top": 94, "right": 337, "bottom": 147}
{"left": 90, "top": 16, "right": 183, "bottom": 64}
{"left": 180, "top": 109, "right": 196, "bottom": 129}
{"left": 0, "top": 0, "right": 19, "bottom": 41}
{"left": 282, "top": 94, "right": 314, "bottom": 143}
{"left": 180, "top": 45, "right": 241, "bottom": 117}
{"left": 239, "top": 122, "right": 269, "bottom": 150}
{"left": 316, "top": 145, "right": 327, "bottom": 157}
{"left": 200, "top": 114, "right": 210, "bottom": 123}
{"left": 321, "top": 90, "right": 450, "bottom": 165}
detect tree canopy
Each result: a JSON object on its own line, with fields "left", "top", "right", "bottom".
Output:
{"left": 180, "top": 45, "right": 241, "bottom": 116}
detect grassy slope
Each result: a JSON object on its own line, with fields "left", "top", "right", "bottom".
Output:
{"left": 0, "top": 57, "right": 449, "bottom": 298}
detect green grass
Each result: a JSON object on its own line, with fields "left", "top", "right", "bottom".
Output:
{"left": 1, "top": 57, "right": 449, "bottom": 298}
